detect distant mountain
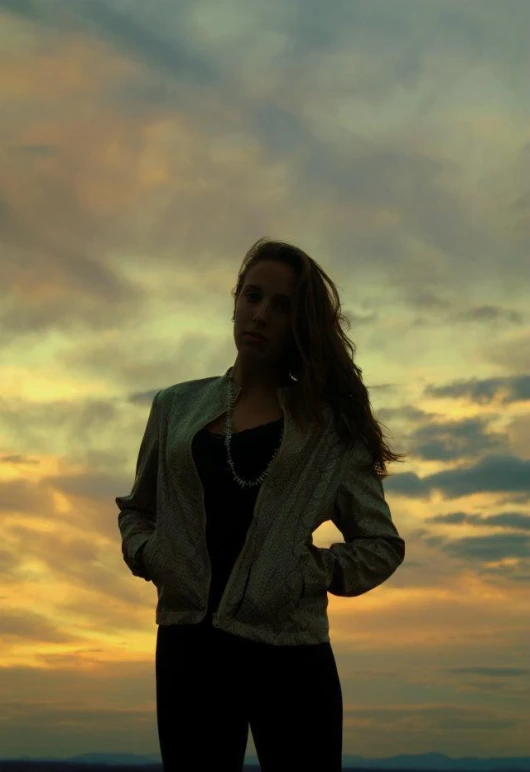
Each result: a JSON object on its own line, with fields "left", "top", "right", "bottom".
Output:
{"left": 341, "top": 753, "right": 530, "bottom": 770}
{"left": 3, "top": 751, "right": 528, "bottom": 770}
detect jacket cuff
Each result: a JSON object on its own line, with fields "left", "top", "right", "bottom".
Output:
{"left": 321, "top": 547, "right": 336, "bottom": 587}
{"left": 126, "top": 533, "right": 152, "bottom": 577}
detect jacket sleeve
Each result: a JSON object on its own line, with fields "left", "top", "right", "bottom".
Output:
{"left": 322, "top": 452, "right": 405, "bottom": 597}
{"left": 115, "top": 389, "right": 161, "bottom": 580}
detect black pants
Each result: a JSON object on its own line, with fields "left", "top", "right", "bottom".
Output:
{"left": 155, "top": 621, "right": 343, "bottom": 771}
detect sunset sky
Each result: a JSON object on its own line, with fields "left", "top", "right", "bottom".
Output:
{"left": 1, "top": 0, "right": 529, "bottom": 764}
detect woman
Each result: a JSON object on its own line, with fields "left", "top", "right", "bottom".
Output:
{"left": 116, "top": 238, "right": 406, "bottom": 771}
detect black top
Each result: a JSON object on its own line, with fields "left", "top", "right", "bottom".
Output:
{"left": 189, "top": 417, "right": 285, "bottom": 627}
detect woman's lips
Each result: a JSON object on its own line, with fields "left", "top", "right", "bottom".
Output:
{"left": 245, "top": 333, "right": 267, "bottom": 343}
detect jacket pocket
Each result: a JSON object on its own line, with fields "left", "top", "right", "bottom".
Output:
{"left": 236, "top": 556, "right": 302, "bottom": 624}
{"left": 141, "top": 530, "right": 158, "bottom": 581}
{"left": 298, "top": 546, "right": 329, "bottom": 599}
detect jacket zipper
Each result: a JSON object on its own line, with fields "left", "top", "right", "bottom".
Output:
{"left": 194, "top": 409, "right": 228, "bottom": 623}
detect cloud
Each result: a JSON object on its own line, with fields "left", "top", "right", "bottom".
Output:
{"left": 1, "top": 1, "right": 529, "bottom": 757}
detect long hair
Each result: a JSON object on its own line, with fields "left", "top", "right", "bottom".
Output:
{"left": 231, "top": 237, "right": 407, "bottom": 480}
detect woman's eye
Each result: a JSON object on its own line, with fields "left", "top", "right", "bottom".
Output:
{"left": 246, "top": 292, "right": 289, "bottom": 311}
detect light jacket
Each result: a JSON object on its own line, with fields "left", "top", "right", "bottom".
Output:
{"left": 116, "top": 367, "right": 405, "bottom": 646}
